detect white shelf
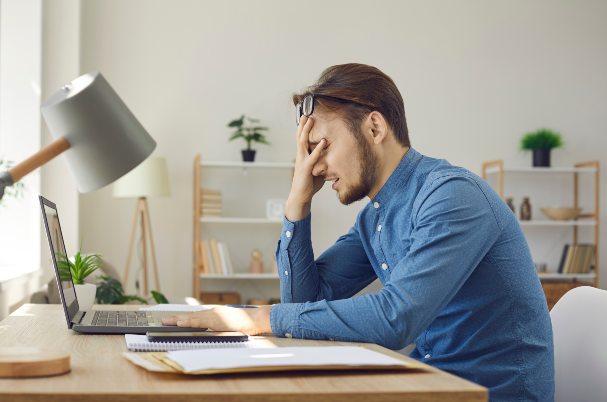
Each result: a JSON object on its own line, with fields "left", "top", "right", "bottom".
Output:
{"left": 200, "top": 217, "right": 283, "bottom": 224}
{"left": 200, "top": 161, "right": 294, "bottom": 169}
{"left": 200, "top": 273, "right": 279, "bottom": 279}
{"left": 519, "top": 220, "right": 597, "bottom": 227}
{"left": 485, "top": 166, "right": 597, "bottom": 175}
{"left": 538, "top": 273, "right": 596, "bottom": 280}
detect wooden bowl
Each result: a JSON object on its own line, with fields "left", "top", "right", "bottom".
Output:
{"left": 540, "top": 207, "right": 582, "bottom": 221}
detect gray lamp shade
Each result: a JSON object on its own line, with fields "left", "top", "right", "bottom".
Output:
{"left": 40, "top": 72, "right": 156, "bottom": 193}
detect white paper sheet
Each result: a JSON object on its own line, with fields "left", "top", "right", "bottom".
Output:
{"left": 167, "top": 346, "right": 408, "bottom": 373}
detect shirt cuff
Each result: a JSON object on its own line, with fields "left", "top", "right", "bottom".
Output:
{"left": 270, "top": 302, "right": 303, "bottom": 338}
{"left": 279, "top": 214, "right": 312, "bottom": 250}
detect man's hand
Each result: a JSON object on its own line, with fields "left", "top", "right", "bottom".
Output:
{"left": 161, "top": 305, "right": 272, "bottom": 336}
{"left": 285, "top": 116, "right": 327, "bottom": 221}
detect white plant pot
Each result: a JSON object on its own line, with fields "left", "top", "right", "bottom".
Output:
{"left": 74, "top": 283, "right": 97, "bottom": 311}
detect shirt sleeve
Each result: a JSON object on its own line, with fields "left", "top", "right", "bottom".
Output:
{"left": 271, "top": 175, "right": 503, "bottom": 350}
{"left": 275, "top": 214, "right": 376, "bottom": 303}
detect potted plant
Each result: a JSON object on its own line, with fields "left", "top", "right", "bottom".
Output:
{"left": 57, "top": 250, "right": 102, "bottom": 311}
{"left": 0, "top": 159, "right": 25, "bottom": 206}
{"left": 520, "top": 128, "right": 563, "bottom": 167}
{"left": 227, "top": 115, "right": 270, "bottom": 162}
{"left": 96, "top": 275, "right": 169, "bottom": 305}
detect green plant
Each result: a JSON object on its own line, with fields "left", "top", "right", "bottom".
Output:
{"left": 95, "top": 275, "right": 169, "bottom": 305}
{"left": 57, "top": 250, "right": 102, "bottom": 285}
{"left": 227, "top": 115, "right": 270, "bottom": 150}
{"left": 520, "top": 128, "right": 563, "bottom": 150}
{"left": 0, "top": 159, "right": 25, "bottom": 206}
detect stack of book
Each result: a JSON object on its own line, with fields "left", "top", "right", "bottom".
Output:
{"left": 196, "top": 239, "right": 234, "bottom": 275}
{"left": 557, "top": 244, "right": 595, "bottom": 274}
{"left": 200, "top": 189, "right": 222, "bottom": 217}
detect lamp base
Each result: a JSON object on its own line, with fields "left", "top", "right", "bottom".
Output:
{"left": 0, "top": 347, "right": 70, "bottom": 378}
{"left": 0, "top": 171, "right": 15, "bottom": 200}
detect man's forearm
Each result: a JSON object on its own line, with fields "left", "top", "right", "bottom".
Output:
{"left": 277, "top": 215, "right": 324, "bottom": 303}
{"left": 285, "top": 197, "right": 311, "bottom": 222}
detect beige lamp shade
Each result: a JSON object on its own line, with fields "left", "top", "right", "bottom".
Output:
{"left": 113, "top": 156, "right": 170, "bottom": 198}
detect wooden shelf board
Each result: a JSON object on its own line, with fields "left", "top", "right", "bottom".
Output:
{"left": 200, "top": 161, "right": 294, "bottom": 169}
{"left": 485, "top": 166, "right": 597, "bottom": 175}
{"left": 200, "top": 273, "right": 279, "bottom": 279}
{"left": 200, "top": 217, "right": 283, "bottom": 224}
{"left": 538, "top": 273, "right": 596, "bottom": 280}
{"left": 519, "top": 220, "right": 597, "bottom": 227}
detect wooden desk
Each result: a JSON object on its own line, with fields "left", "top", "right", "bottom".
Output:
{"left": 0, "top": 304, "right": 487, "bottom": 402}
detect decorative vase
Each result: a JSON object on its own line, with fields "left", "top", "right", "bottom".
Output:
{"left": 532, "top": 148, "right": 551, "bottom": 167}
{"left": 241, "top": 149, "right": 256, "bottom": 162}
{"left": 74, "top": 283, "right": 97, "bottom": 311}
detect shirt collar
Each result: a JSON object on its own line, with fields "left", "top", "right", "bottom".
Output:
{"left": 371, "top": 147, "right": 422, "bottom": 207}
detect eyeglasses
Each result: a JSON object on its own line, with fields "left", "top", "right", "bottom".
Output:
{"left": 295, "top": 94, "right": 371, "bottom": 126}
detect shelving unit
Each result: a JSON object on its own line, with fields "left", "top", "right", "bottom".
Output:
{"left": 193, "top": 154, "right": 293, "bottom": 302}
{"left": 482, "top": 160, "right": 600, "bottom": 308}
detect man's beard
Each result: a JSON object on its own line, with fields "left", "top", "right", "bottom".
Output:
{"left": 338, "top": 137, "right": 379, "bottom": 205}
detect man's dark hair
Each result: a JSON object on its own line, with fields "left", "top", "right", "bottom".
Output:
{"left": 293, "top": 63, "right": 410, "bottom": 147}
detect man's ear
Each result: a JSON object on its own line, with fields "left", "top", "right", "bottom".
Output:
{"left": 366, "top": 111, "right": 388, "bottom": 145}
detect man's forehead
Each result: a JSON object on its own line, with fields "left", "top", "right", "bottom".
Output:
{"left": 308, "top": 113, "right": 339, "bottom": 144}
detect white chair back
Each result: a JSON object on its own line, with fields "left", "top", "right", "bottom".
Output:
{"left": 550, "top": 286, "right": 607, "bottom": 402}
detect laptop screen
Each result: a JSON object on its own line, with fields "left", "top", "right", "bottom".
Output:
{"left": 39, "top": 196, "right": 79, "bottom": 327}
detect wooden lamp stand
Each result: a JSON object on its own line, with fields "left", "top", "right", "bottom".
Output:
{"left": 123, "top": 197, "right": 161, "bottom": 295}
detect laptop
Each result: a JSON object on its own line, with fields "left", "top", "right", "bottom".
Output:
{"left": 39, "top": 195, "right": 202, "bottom": 334}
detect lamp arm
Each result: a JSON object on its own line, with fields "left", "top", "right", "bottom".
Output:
{"left": 0, "top": 136, "right": 71, "bottom": 200}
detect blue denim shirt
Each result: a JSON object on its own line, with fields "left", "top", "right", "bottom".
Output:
{"left": 271, "top": 148, "right": 554, "bottom": 401}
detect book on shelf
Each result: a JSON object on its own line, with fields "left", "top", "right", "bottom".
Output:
{"left": 218, "top": 242, "right": 234, "bottom": 275}
{"left": 559, "top": 244, "right": 594, "bottom": 274}
{"left": 557, "top": 245, "right": 569, "bottom": 274}
{"left": 200, "top": 239, "right": 235, "bottom": 276}
{"left": 209, "top": 239, "right": 222, "bottom": 274}
{"left": 200, "top": 188, "right": 221, "bottom": 197}
{"left": 201, "top": 208, "right": 223, "bottom": 216}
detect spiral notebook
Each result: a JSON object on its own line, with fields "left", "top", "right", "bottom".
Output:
{"left": 125, "top": 334, "right": 251, "bottom": 352}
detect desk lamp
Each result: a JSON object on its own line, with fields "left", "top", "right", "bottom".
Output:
{"left": 0, "top": 72, "right": 156, "bottom": 378}
{"left": 113, "top": 156, "right": 170, "bottom": 295}
{"left": 0, "top": 72, "right": 155, "bottom": 199}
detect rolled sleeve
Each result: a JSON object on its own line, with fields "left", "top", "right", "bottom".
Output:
{"left": 270, "top": 303, "right": 303, "bottom": 338}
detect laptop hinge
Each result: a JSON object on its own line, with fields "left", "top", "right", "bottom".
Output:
{"left": 72, "top": 310, "right": 85, "bottom": 325}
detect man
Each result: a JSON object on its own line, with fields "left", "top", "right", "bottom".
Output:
{"left": 164, "top": 63, "right": 554, "bottom": 401}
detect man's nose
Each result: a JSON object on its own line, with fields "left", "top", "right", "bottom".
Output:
{"left": 311, "top": 160, "right": 326, "bottom": 177}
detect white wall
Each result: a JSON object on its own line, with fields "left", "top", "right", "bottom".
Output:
{"left": 76, "top": 0, "right": 607, "bottom": 301}
{"left": 0, "top": 0, "right": 42, "bottom": 311}
{"left": 39, "top": 0, "right": 81, "bottom": 286}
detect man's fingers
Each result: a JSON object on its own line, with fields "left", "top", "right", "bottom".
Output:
{"left": 162, "top": 314, "right": 196, "bottom": 326}
{"left": 179, "top": 318, "right": 204, "bottom": 328}
{"left": 306, "top": 138, "right": 326, "bottom": 165}
{"left": 295, "top": 115, "right": 308, "bottom": 139}
{"left": 297, "top": 117, "right": 314, "bottom": 148}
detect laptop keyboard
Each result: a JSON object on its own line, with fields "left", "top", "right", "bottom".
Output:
{"left": 92, "top": 311, "right": 150, "bottom": 327}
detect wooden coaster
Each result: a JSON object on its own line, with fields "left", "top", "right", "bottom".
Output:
{"left": 0, "top": 347, "right": 70, "bottom": 378}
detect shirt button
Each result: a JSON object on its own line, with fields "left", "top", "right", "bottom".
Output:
{"left": 424, "top": 354, "right": 431, "bottom": 359}
{"left": 377, "top": 224, "right": 382, "bottom": 232}
{"left": 285, "top": 333, "right": 293, "bottom": 338}
{"left": 284, "top": 270, "right": 289, "bottom": 276}
{"left": 381, "top": 263, "right": 388, "bottom": 270}
{"left": 373, "top": 202, "right": 380, "bottom": 209}
{"left": 285, "top": 230, "right": 292, "bottom": 238}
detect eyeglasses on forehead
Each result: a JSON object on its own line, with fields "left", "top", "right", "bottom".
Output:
{"left": 295, "top": 94, "right": 371, "bottom": 126}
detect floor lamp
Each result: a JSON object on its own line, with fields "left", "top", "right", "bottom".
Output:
{"left": 0, "top": 72, "right": 156, "bottom": 377}
{"left": 113, "top": 156, "right": 170, "bottom": 295}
